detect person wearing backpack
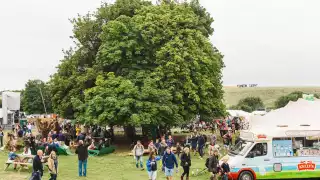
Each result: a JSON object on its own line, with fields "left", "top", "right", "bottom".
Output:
{"left": 146, "top": 151, "right": 161, "bottom": 180}
{"left": 133, "top": 140, "right": 145, "bottom": 170}
{"left": 180, "top": 147, "right": 191, "bottom": 180}
{"left": 207, "top": 150, "right": 219, "bottom": 180}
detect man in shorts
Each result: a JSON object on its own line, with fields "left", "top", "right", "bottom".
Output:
{"left": 162, "top": 147, "right": 178, "bottom": 180}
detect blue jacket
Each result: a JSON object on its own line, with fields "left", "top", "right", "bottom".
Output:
{"left": 190, "top": 136, "right": 198, "bottom": 147}
{"left": 198, "top": 136, "right": 205, "bottom": 146}
{"left": 162, "top": 152, "right": 178, "bottom": 169}
{"left": 146, "top": 156, "right": 161, "bottom": 172}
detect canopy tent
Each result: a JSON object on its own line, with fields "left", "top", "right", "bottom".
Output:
{"left": 227, "top": 110, "right": 251, "bottom": 117}
{"left": 247, "top": 98, "right": 320, "bottom": 138}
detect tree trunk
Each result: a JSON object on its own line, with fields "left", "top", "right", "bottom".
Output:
{"left": 124, "top": 125, "right": 136, "bottom": 143}
{"left": 109, "top": 124, "right": 115, "bottom": 144}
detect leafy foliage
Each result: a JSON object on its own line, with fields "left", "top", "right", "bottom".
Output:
{"left": 49, "top": 0, "right": 151, "bottom": 119}
{"left": 50, "top": 0, "right": 225, "bottom": 126}
{"left": 231, "top": 97, "right": 264, "bottom": 113}
{"left": 21, "top": 80, "right": 52, "bottom": 114}
{"left": 274, "top": 91, "right": 319, "bottom": 109}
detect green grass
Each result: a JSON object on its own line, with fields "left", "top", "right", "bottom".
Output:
{"left": 257, "top": 170, "right": 320, "bottom": 179}
{"left": 0, "top": 149, "right": 212, "bottom": 180}
{"left": 224, "top": 86, "right": 320, "bottom": 107}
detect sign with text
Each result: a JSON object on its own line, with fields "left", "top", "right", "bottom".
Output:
{"left": 298, "top": 161, "right": 316, "bottom": 171}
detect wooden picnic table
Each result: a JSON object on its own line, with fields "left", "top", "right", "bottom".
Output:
{"left": 4, "top": 155, "right": 49, "bottom": 172}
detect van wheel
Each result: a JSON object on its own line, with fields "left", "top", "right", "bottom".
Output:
{"left": 238, "top": 171, "right": 254, "bottom": 180}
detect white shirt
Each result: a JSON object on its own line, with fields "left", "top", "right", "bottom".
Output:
{"left": 27, "top": 125, "right": 32, "bottom": 130}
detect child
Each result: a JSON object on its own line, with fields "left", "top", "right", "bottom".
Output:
{"left": 146, "top": 151, "right": 161, "bottom": 180}
{"left": 221, "top": 157, "right": 230, "bottom": 180}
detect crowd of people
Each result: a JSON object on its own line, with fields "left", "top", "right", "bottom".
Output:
{"left": 0, "top": 116, "right": 247, "bottom": 180}
{"left": 0, "top": 121, "right": 116, "bottom": 180}
{"left": 131, "top": 126, "right": 234, "bottom": 180}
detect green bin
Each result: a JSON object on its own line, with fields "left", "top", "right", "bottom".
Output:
{"left": 20, "top": 119, "right": 27, "bottom": 126}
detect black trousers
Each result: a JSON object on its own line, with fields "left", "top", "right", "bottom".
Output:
{"left": 182, "top": 166, "right": 190, "bottom": 177}
{"left": 0, "top": 136, "right": 3, "bottom": 147}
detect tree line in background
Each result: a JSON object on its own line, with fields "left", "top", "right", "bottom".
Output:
{"left": 229, "top": 91, "right": 320, "bottom": 112}
{"left": 16, "top": 0, "right": 226, "bottom": 135}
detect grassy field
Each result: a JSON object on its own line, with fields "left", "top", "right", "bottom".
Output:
{"left": 224, "top": 86, "right": 320, "bottom": 107}
{"left": 0, "top": 148, "right": 211, "bottom": 180}
{"left": 0, "top": 130, "right": 215, "bottom": 180}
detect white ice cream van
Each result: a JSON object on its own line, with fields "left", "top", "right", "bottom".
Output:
{"left": 222, "top": 128, "right": 320, "bottom": 180}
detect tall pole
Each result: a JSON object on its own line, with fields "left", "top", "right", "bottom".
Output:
{"left": 38, "top": 86, "right": 47, "bottom": 115}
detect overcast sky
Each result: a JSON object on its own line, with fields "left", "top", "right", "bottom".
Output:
{"left": 1, "top": 0, "right": 320, "bottom": 90}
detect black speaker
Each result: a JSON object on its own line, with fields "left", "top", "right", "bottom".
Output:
{"left": 14, "top": 110, "right": 19, "bottom": 123}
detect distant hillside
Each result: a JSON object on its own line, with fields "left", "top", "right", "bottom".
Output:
{"left": 224, "top": 86, "right": 320, "bottom": 108}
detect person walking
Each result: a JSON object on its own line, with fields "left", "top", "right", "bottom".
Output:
{"left": 0, "top": 128, "right": 4, "bottom": 147}
{"left": 48, "top": 151, "right": 58, "bottom": 180}
{"left": 158, "top": 139, "right": 167, "bottom": 156}
{"left": 180, "top": 147, "right": 191, "bottom": 180}
{"left": 75, "top": 140, "right": 88, "bottom": 177}
{"left": 166, "top": 135, "right": 175, "bottom": 148}
{"left": 221, "top": 157, "right": 230, "bottom": 180}
{"left": 208, "top": 150, "right": 219, "bottom": 180}
{"left": 146, "top": 151, "right": 161, "bottom": 180}
{"left": 27, "top": 123, "right": 32, "bottom": 134}
{"left": 162, "top": 147, "right": 178, "bottom": 180}
{"left": 133, "top": 140, "right": 145, "bottom": 170}
{"left": 190, "top": 134, "right": 198, "bottom": 156}
{"left": 31, "top": 150, "right": 44, "bottom": 180}
{"left": 197, "top": 134, "right": 205, "bottom": 159}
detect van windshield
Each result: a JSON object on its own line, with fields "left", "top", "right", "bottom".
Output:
{"left": 230, "top": 140, "right": 253, "bottom": 156}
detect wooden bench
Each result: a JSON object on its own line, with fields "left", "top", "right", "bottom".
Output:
{"left": 4, "top": 161, "right": 32, "bottom": 172}
{"left": 4, "top": 156, "right": 49, "bottom": 172}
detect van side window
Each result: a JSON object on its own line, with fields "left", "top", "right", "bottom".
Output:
{"left": 249, "top": 143, "right": 267, "bottom": 157}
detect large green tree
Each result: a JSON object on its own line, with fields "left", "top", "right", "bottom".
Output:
{"left": 22, "top": 80, "right": 52, "bottom": 114}
{"left": 49, "top": 0, "right": 151, "bottom": 119}
{"left": 50, "top": 0, "right": 225, "bottom": 127}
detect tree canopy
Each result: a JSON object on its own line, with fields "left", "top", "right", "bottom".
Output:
{"left": 21, "top": 80, "right": 52, "bottom": 114}
{"left": 230, "top": 97, "right": 265, "bottom": 113}
{"left": 50, "top": 0, "right": 225, "bottom": 126}
{"left": 274, "top": 91, "right": 319, "bottom": 109}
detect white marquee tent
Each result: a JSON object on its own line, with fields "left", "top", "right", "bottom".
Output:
{"left": 227, "top": 110, "right": 251, "bottom": 117}
{"left": 248, "top": 98, "right": 320, "bottom": 137}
